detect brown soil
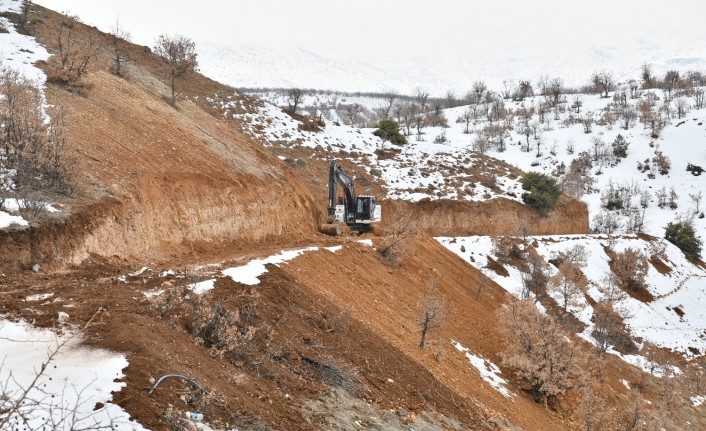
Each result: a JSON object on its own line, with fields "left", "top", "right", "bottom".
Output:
{"left": 385, "top": 195, "right": 590, "bottom": 237}
{"left": 3, "top": 5, "right": 701, "bottom": 431}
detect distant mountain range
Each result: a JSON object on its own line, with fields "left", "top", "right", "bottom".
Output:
{"left": 197, "top": 37, "right": 706, "bottom": 96}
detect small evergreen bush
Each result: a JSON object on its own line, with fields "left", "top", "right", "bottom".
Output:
{"left": 665, "top": 221, "right": 702, "bottom": 261}
{"left": 520, "top": 172, "right": 562, "bottom": 217}
{"left": 373, "top": 120, "right": 406, "bottom": 146}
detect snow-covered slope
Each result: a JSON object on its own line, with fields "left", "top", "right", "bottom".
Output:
{"left": 211, "top": 94, "right": 523, "bottom": 202}
{"left": 0, "top": 0, "right": 51, "bottom": 226}
{"left": 220, "top": 83, "right": 706, "bottom": 245}
{"left": 198, "top": 39, "right": 706, "bottom": 95}
{"left": 439, "top": 234, "right": 706, "bottom": 359}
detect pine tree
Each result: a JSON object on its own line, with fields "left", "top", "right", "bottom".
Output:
{"left": 665, "top": 221, "right": 702, "bottom": 261}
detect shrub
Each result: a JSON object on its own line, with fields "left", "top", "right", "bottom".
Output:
{"left": 665, "top": 221, "right": 702, "bottom": 261}
{"left": 653, "top": 151, "right": 671, "bottom": 175}
{"left": 372, "top": 119, "right": 406, "bottom": 146}
{"left": 378, "top": 215, "right": 416, "bottom": 267}
{"left": 592, "top": 300, "right": 637, "bottom": 355}
{"left": 492, "top": 234, "right": 525, "bottom": 265}
{"left": 611, "top": 248, "right": 648, "bottom": 294}
{"left": 520, "top": 171, "right": 562, "bottom": 216}
{"left": 47, "top": 15, "right": 101, "bottom": 88}
{"left": 611, "top": 134, "right": 629, "bottom": 159}
{"left": 0, "top": 69, "right": 74, "bottom": 195}
{"left": 500, "top": 299, "right": 586, "bottom": 405}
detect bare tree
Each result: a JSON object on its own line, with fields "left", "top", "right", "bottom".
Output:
{"left": 382, "top": 92, "right": 397, "bottom": 119}
{"left": 50, "top": 14, "right": 101, "bottom": 86}
{"left": 551, "top": 262, "right": 587, "bottom": 313}
{"left": 592, "top": 299, "right": 627, "bottom": 356}
{"left": 561, "top": 152, "right": 594, "bottom": 198}
{"left": 674, "top": 97, "right": 689, "bottom": 119}
{"left": 0, "top": 310, "right": 107, "bottom": 431}
{"left": 472, "top": 134, "right": 489, "bottom": 154}
{"left": 413, "top": 110, "right": 426, "bottom": 140}
{"left": 417, "top": 281, "right": 446, "bottom": 349}
{"left": 577, "top": 385, "right": 614, "bottom": 430}
{"left": 628, "top": 79, "right": 640, "bottom": 99}
{"left": 378, "top": 215, "right": 417, "bottom": 267}
{"left": 663, "top": 70, "right": 680, "bottom": 99}
{"left": 0, "top": 69, "right": 73, "bottom": 195}
{"left": 108, "top": 18, "right": 131, "bottom": 76}
{"left": 472, "top": 81, "right": 487, "bottom": 103}
{"left": 641, "top": 63, "right": 656, "bottom": 89}
{"left": 514, "top": 80, "right": 534, "bottom": 101}
{"left": 286, "top": 88, "right": 306, "bottom": 115}
{"left": 612, "top": 248, "right": 648, "bottom": 294}
{"left": 592, "top": 274, "right": 634, "bottom": 356}
{"left": 340, "top": 102, "right": 361, "bottom": 125}
{"left": 690, "top": 191, "right": 703, "bottom": 213}
{"left": 694, "top": 88, "right": 706, "bottom": 110}
{"left": 153, "top": 34, "right": 198, "bottom": 106}
{"left": 618, "top": 104, "right": 637, "bottom": 130}
{"left": 400, "top": 103, "right": 417, "bottom": 136}
{"left": 523, "top": 247, "right": 550, "bottom": 299}
{"left": 458, "top": 108, "right": 473, "bottom": 134}
{"left": 392, "top": 101, "right": 404, "bottom": 124}
{"left": 548, "top": 77, "right": 564, "bottom": 106}
{"left": 591, "top": 71, "right": 614, "bottom": 98}
{"left": 572, "top": 95, "right": 583, "bottom": 114}
{"left": 444, "top": 90, "right": 458, "bottom": 108}
{"left": 414, "top": 87, "right": 430, "bottom": 112}
{"left": 500, "top": 299, "right": 586, "bottom": 405}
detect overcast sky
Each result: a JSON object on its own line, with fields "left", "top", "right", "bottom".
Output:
{"left": 34, "top": 0, "right": 706, "bottom": 62}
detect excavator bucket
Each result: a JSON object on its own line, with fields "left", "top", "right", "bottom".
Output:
{"left": 320, "top": 222, "right": 342, "bottom": 236}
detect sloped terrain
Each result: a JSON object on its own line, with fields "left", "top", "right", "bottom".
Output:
{"left": 0, "top": 7, "right": 320, "bottom": 268}
{"left": 2, "top": 3, "right": 706, "bottom": 431}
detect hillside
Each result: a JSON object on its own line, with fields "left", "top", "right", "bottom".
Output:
{"left": 196, "top": 40, "right": 706, "bottom": 95}
{"left": 1, "top": 3, "right": 706, "bottom": 431}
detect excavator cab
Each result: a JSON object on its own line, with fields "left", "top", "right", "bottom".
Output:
{"left": 355, "top": 196, "right": 376, "bottom": 222}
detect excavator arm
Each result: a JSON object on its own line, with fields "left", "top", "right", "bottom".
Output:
{"left": 327, "top": 160, "right": 357, "bottom": 222}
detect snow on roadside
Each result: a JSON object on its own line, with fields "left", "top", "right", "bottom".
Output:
{"left": 452, "top": 340, "right": 515, "bottom": 399}
{"left": 0, "top": 319, "right": 147, "bottom": 431}
{"left": 438, "top": 234, "right": 706, "bottom": 358}
{"left": 184, "top": 240, "right": 374, "bottom": 294}
{"left": 222, "top": 246, "right": 319, "bottom": 285}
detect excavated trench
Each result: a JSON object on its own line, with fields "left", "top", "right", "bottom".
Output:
{"left": 383, "top": 195, "right": 590, "bottom": 237}
{"left": 0, "top": 172, "right": 320, "bottom": 267}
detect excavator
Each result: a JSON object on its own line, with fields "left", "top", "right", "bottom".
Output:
{"left": 320, "top": 159, "right": 381, "bottom": 236}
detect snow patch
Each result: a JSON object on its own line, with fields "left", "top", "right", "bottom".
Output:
{"left": 439, "top": 234, "right": 706, "bottom": 359}
{"left": 0, "top": 210, "right": 27, "bottom": 228}
{"left": 452, "top": 340, "right": 515, "bottom": 399}
{"left": 0, "top": 319, "right": 147, "bottom": 430}
{"left": 189, "top": 279, "right": 216, "bottom": 295}
{"left": 25, "top": 292, "right": 54, "bottom": 302}
{"left": 222, "top": 246, "right": 318, "bottom": 285}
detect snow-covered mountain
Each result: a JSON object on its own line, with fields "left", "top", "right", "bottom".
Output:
{"left": 198, "top": 38, "right": 706, "bottom": 96}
